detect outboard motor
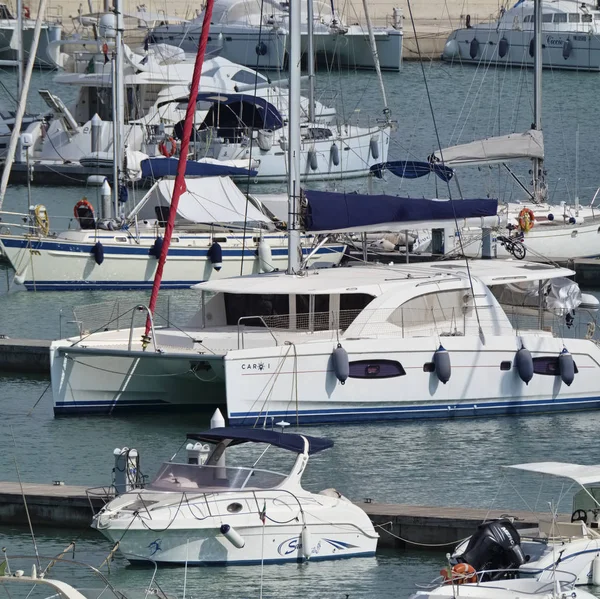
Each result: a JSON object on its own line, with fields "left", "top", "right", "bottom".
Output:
{"left": 456, "top": 519, "right": 526, "bottom": 581}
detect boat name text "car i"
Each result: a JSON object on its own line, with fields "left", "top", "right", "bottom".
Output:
{"left": 241, "top": 362, "right": 271, "bottom": 371}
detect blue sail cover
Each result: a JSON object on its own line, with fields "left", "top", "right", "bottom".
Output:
{"left": 194, "top": 92, "right": 284, "bottom": 130}
{"left": 370, "top": 160, "right": 454, "bottom": 182}
{"left": 141, "top": 158, "right": 257, "bottom": 180}
{"left": 303, "top": 190, "right": 498, "bottom": 232}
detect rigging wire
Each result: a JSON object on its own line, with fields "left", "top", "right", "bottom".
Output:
{"left": 406, "top": 0, "right": 484, "bottom": 339}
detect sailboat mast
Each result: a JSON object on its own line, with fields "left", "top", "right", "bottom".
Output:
{"left": 287, "top": 0, "right": 301, "bottom": 274}
{"left": 16, "top": 0, "right": 24, "bottom": 98}
{"left": 532, "top": 0, "right": 545, "bottom": 202}
{"left": 306, "top": 0, "right": 315, "bottom": 122}
{"left": 112, "top": 0, "right": 125, "bottom": 218}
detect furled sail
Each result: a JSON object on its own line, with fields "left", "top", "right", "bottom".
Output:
{"left": 430, "top": 129, "right": 544, "bottom": 167}
{"left": 302, "top": 190, "right": 499, "bottom": 233}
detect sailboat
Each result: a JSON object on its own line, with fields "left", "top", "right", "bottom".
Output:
{"left": 0, "top": 0, "right": 345, "bottom": 291}
{"left": 48, "top": 0, "right": 600, "bottom": 424}
{"left": 431, "top": 0, "right": 600, "bottom": 262}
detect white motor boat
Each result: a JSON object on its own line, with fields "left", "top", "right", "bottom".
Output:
{"left": 0, "top": 176, "right": 345, "bottom": 291}
{"left": 0, "top": 2, "right": 62, "bottom": 68}
{"left": 410, "top": 570, "right": 598, "bottom": 599}
{"left": 452, "top": 463, "right": 600, "bottom": 585}
{"left": 91, "top": 427, "right": 379, "bottom": 565}
{"left": 15, "top": 41, "right": 336, "bottom": 179}
{"left": 148, "top": 0, "right": 403, "bottom": 71}
{"left": 442, "top": 0, "right": 600, "bottom": 71}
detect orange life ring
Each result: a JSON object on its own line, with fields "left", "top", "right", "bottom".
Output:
{"left": 159, "top": 137, "right": 177, "bottom": 158}
{"left": 441, "top": 563, "right": 477, "bottom": 585}
{"left": 23, "top": 5, "right": 30, "bottom": 18}
{"left": 518, "top": 207, "right": 535, "bottom": 232}
{"left": 74, "top": 198, "right": 95, "bottom": 219}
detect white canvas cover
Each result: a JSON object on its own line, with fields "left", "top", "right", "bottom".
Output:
{"left": 432, "top": 129, "right": 544, "bottom": 167}
{"left": 130, "top": 177, "right": 273, "bottom": 227}
{"left": 504, "top": 462, "right": 600, "bottom": 486}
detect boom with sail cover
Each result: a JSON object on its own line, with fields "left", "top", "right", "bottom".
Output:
{"left": 430, "top": 129, "right": 544, "bottom": 168}
{"left": 370, "top": 160, "right": 454, "bottom": 182}
{"left": 302, "top": 190, "right": 498, "bottom": 233}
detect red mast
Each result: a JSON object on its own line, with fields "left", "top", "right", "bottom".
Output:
{"left": 144, "top": 0, "right": 216, "bottom": 341}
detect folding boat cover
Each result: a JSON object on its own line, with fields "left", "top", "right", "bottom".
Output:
{"left": 302, "top": 190, "right": 498, "bottom": 233}
{"left": 187, "top": 427, "right": 334, "bottom": 454}
{"left": 504, "top": 462, "right": 600, "bottom": 486}
{"left": 132, "top": 177, "right": 273, "bottom": 226}
{"left": 431, "top": 129, "right": 544, "bottom": 167}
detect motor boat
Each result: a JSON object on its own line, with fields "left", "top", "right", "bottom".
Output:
{"left": 147, "top": 0, "right": 403, "bottom": 71}
{"left": 452, "top": 463, "right": 600, "bottom": 585}
{"left": 0, "top": 175, "right": 345, "bottom": 290}
{"left": 0, "top": 2, "right": 62, "bottom": 68}
{"left": 410, "top": 570, "right": 599, "bottom": 599}
{"left": 91, "top": 427, "right": 379, "bottom": 565}
{"left": 13, "top": 38, "right": 336, "bottom": 182}
{"left": 442, "top": 0, "right": 600, "bottom": 71}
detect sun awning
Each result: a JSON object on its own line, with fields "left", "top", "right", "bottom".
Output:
{"left": 503, "top": 462, "right": 600, "bottom": 486}
{"left": 431, "top": 129, "right": 544, "bottom": 168}
{"left": 193, "top": 92, "right": 284, "bottom": 130}
{"left": 187, "top": 427, "right": 334, "bottom": 454}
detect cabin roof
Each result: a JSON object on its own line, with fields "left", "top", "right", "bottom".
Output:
{"left": 192, "top": 260, "right": 575, "bottom": 295}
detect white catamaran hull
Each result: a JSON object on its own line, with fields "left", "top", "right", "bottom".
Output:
{"left": 0, "top": 235, "right": 345, "bottom": 291}
{"left": 52, "top": 333, "right": 600, "bottom": 421}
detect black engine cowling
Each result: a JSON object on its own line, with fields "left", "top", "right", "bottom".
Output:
{"left": 456, "top": 519, "right": 526, "bottom": 580}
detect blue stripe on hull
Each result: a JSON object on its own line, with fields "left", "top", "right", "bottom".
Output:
{"left": 126, "top": 551, "right": 376, "bottom": 566}
{"left": 53, "top": 396, "right": 600, "bottom": 423}
{"left": 25, "top": 280, "right": 207, "bottom": 291}
{"left": 2, "top": 237, "right": 344, "bottom": 257}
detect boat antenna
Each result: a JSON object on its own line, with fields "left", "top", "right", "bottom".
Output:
{"left": 406, "top": 0, "right": 483, "bottom": 340}
{"left": 10, "top": 426, "right": 41, "bottom": 572}
{"left": 143, "top": 0, "right": 216, "bottom": 342}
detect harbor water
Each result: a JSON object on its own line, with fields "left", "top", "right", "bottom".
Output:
{"left": 1, "top": 62, "right": 600, "bottom": 597}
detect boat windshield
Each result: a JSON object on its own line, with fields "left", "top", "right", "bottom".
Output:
{"left": 147, "top": 462, "right": 288, "bottom": 491}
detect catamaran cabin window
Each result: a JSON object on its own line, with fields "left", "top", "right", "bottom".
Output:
{"left": 595, "top": 13, "right": 600, "bottom": 20}
{"left": 542, "top": 13, "right": 553, "bottom": 22}
{"left": 225, "top": 293, "right": 289, "bottom": 327}
{"left": 231, "top": 70, "right": 267, "bottom": 84}
{"left": 523, "top": 15, "right": 532, "bottom": 22}
{"left": 568, "top": 13, "right": 580, "bottom": 22}
{"left": 583, "top": 14, "right": 592, "bottom": 22}
{"left": 554, "top": 13, "right": 568, "bottom": 22}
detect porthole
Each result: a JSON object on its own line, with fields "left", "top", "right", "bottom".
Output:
{"left": 227, "top": 502, "right": 243, "bottom": 513}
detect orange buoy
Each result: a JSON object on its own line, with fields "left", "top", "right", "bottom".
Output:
{"left": 518, "top": 207, "right": 535, "bottom": 232}
{"left": 442, "top": 563, "right": 477, "bottom": 585}
{"left": 158, "top": 136, "right": 177, "bottom": 158}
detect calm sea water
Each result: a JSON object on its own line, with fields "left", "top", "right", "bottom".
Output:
{"left": 1, "top": 61, "right": 600, "bottom": 598}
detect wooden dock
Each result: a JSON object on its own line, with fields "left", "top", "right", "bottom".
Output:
{"left": 0, "top": 481, "right": 543, "bottom": 549}
{"left": 0, "top": 338, "right": 51, "bottom": 374}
